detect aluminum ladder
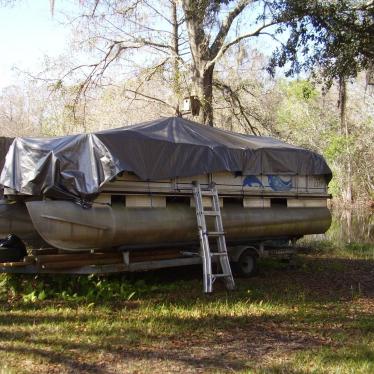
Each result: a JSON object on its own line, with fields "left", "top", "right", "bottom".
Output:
{"left": 192, "top": 181, "right": 235, "bottom": 293}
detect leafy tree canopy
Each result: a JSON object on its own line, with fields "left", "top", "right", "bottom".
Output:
{"left": 269, "top": 0, "right": 374, "bottom": 84}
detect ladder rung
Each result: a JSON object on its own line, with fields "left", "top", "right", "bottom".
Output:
{"left": 205, "top": 231, "right": 225, "bottom": 236}
{"left": 200, "top": 191, "right": 215, "bottom": 196}
{"left": 212, "top": 273, "right": 232, "bottom": 278}
{"left": 203, "top": 211, "right": 220, "bottom": 216}
{"left": 210, "top": 252, "right": 228, "bottom": 256}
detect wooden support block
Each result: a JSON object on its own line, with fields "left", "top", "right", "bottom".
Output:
{"left": 125, "top": 195, "right": 166, "bottom": 208}
{"left": 93, "top": 194, "right": 111, "bottom": 205}
{"left": 190, "top": 197, "right": 223, "bottom": 208}
{"left": 243, "top": 198, "right": 271, "bottom": 208}
{"left": 287, "top": 199, "right": 327, "bottom": 208}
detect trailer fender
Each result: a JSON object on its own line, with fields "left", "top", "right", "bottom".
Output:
{"left": 229, "top": 246, "right": 258, "bottom": 262}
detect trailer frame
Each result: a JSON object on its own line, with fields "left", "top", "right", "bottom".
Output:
{"left": 0, "top": 243, "right": 298, "bottom": 276}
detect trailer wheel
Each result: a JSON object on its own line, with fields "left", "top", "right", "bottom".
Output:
{"left": 233, "top": 250, "right": 258, "bottom": 277}
{"left": 0, "top": 234, "right": 27, "bottom": 262}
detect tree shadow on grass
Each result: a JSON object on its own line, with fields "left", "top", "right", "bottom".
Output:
{"left": 0, "top": 312, "right": 94, "bottom": 326}
{"left": 139, "top": 255, "right": 374, "bottom": 305}
{"left": 0, "top": 312, "right": 326, "bottom": 373}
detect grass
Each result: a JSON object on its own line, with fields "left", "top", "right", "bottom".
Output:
{"left": 0, "top": 241, "right": 373, "bottom": 373}
{"left": 300, "top": 237, "right": 374, "bottom": 260}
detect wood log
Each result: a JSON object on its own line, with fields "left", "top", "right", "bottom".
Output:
{"left": 0, "top": 261, "right": 29, "bottom": 268}
{"left": 130, "top": 252, "right": 183, "bottom": 262}
{"left": 130, "top": 249, "right": 181, "bottom": 257}
{"left": 30, "top": 248, "right": 59, "bottom": 256}
{"left": 41, "top": 257, "right": 123, "bottom": 270}
{"left": 35, "top": 252, "right": 122, "bottom": 264}
{"left": 23, "top": 255, "right": 36, "bottom": 263}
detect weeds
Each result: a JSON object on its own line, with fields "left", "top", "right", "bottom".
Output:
{"left": 0, "top": 273, "right": 191, "bottom": 305}
{"left": 300, "top": 238, "right": 374, "bottom": 260}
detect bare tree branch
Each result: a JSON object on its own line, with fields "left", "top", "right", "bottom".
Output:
{"left": 123, "top": 88, "right": 175, "bottom": 109}
{"left": 143, "top": 0, "right": 174, "bottom": 25}
{"left": 91, "top": 0, "right": 100, "bottom": 17}
{"left": 206, "top": 21, "right": 277, "bottom": 70}
{"left": 209, "top": 0, "right": 253, "bottom": 58}
{"left": 214, "top": 80, "right": 260, "bottom": 135}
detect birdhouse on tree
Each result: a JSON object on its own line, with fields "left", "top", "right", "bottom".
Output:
{"left": 182, "top": 96, "right": 200, "bottom": 116}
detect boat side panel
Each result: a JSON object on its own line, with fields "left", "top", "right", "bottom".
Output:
{"left": 100, "top": 172, "right": 328, "bottom": 196}
{"left": 26, "top": 201, "right": 331, "bottom": 251}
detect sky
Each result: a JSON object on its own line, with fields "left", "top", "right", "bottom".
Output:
{"left": 0, "top": 1, "right": 284, "bottom": 90}
{"left": 0, "top": 0, "right": 77, "bottom": 88}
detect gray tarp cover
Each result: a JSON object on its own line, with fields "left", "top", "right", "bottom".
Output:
{"left": 0, "top": 117, "right": 331, "bottom": 200}
{"left": 0, "top": 137, "right": 14, "bottom": 198}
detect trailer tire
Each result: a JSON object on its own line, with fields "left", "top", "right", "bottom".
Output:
{"left": 0, "top": 234, "right": 27, "bottom": 262}
{"left": 233, "top": 250, "right": 258, "bottom": 277}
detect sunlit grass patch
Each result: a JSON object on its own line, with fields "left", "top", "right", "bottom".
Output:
{"left": 289, "top": 341, "right": 374, "bottom": 374}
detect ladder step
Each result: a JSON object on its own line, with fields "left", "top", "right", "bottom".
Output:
{"left": 203, "top": 211, "right": 220, "bottom": 216}
{"left": 205, "top": 231, "right": 225, "bottom": 236}
{"left": 212, "top": 273, "right": 232, "bottom": 278}
{"left": 200, "top": 191, "right": 215, "bottom": 196}
{"left": 211, "top": 252, "right": 228, "bottom": 256}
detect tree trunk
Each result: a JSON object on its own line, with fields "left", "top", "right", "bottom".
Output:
{"left": 181, "top": 0, "right": 249, "bottom": 126}
{"left": 339, "top": 76, "right": 352, "bottom": 204}
{"left": 194, "top": 64, "right": 214, "bottom": 126}
{"left": 182, "top": 0, "right": 215, "bottom": 126}
{"left": 171, "top": 0, "right": 181, "bottom": 116}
